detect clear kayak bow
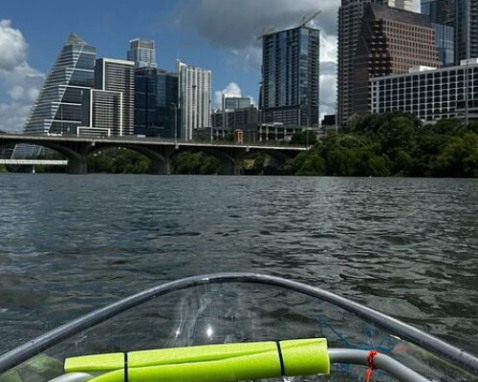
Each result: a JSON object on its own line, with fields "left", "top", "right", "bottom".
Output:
{"left": 0, "top": 273, "right": 477, "bottom": 382}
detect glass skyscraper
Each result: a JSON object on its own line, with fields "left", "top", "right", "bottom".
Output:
{"left": 134, "top": 67, "right": 178, "bottom": 138}
{"left": 433, "top": 23, "right": 455, "bottom": 66}
{"left": 455, "top": 0, "right": 478, "bottom": 62}
{"left": 422, "top": 0, "right": 478, "bottom": 64}
{"left": 127, "top": 39, "right": 157, "bottom": 68}
{"left": 23, "top": 33, "right": 96, "bottom": 136}
{"left": 222, "top": 96, "right": 251, "bottom": 111}
{"left": 261, "top": 26, "right": 320, "bottom": 127}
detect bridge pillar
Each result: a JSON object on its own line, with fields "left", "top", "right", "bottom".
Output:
{"left": 220, "top": 158, "right": 239, "bottom": 175}
{"left": 151, "top": 158, "right": 170, "bottom": 175}
{"left": 68, "top": 156, "right": 88, "bottom": 175}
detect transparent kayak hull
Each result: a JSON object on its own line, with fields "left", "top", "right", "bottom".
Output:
{"left": 0, "top": 273, "right": 477, "bottom": 382}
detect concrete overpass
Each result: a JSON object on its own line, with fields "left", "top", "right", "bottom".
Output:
{"left": 0, "top": 159, "right": 68, "bottom": 174}
{"left": 0, "top": 159, "right": 68, "bottom": 166}
{"left": 0, "top": 134, "right": 307, "bottom": 175}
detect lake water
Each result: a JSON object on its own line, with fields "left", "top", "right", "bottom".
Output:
{"left": 0, "top": 174, "right": 477, "bottom": 357}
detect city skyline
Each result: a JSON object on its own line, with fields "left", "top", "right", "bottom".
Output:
{"left": 0, "top": 0, "right": 369, "bottom": 132}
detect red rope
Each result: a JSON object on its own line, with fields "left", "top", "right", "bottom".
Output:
{"left": 365, "top": 351, "right": 378, "bottom": 382}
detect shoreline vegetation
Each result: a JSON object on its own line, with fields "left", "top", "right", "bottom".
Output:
{"left": 290, "top": 113, "right": 478, "bottom": 178}
{"left": 2, "top": 113, "right": 478, "bottom": 177}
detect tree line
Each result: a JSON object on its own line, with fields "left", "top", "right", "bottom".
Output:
{"left": 2, "top": 113, "right": 477, "bottom": 177}
{"left": 288, "top": 113, "right": 478, "bottom": 178}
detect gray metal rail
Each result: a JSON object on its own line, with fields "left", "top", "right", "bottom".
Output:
{"left": 0, "top": 273, "right": 477, "bottom": 377}
{"left": 329, "top": 349, "right": 431, "bottom": 382}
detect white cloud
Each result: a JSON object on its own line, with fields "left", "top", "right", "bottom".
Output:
{"left": 0, "top": 20, "right": 28, "bottom": 72}
{"left": 321, "top": 34, "right": 337, "bottom": 64}
{"left": 0, "top": 19, "right": 44, "bottom": 132}
{"left": 214, "top": 82, "right": 243, "bottom": 109}
{"left": 0, "top": 102, "right": 32, "bottom": 132}
{"left": 176, "top": 0, "right": 339, "bottom": 116}
{"left": 320, "top": 69, "right": 337, "bottom": 121}
{"left": 175, "top": 0, "right": 339, "bottom": 49}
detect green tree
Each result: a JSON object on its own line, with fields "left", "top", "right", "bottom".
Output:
{"left": 293, "top": 150, "right": 326, "bottom": 176}
{"left": 289, "top": 130, "right": 317, "bottom": 146}
{"left": 88, "top": 149, "right": 153, "bottom": 174}
{"left": 172, "top": 152, "right": 221, "bottom": 175}
{"left": 434, "top": 133, "right": 478, "bottom": 177}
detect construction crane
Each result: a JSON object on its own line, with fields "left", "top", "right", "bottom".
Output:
{"left": 256, "top": 9, "right": 321, "bottom": 41}
{"left": 300, "top": 10, "right": 322, "bottom": 28}
{"left": 257, "top": 27, "right": 276, "bottom": 40}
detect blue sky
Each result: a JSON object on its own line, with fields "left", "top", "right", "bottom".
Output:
{"left": 0, "top": 0, "right": 347, "bottom": 131}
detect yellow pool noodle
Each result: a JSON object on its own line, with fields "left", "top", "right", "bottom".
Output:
{"left": 64, "top": 338, "right": 329, "bottom": 382}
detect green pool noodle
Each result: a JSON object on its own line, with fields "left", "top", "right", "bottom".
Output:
{"left": 280, "top": 338, "right": 330, "bottom": 375}
{"left": 128, "top": 341, "right": 279, "bottom": 367}
{"left": 66, "top": 338, "right": 330, "bottom": 382}
{"left": 65, "top": 353, "right": 124, "bottom": 373}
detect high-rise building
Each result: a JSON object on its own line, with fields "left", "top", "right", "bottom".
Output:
{"left": 134, "top": 67, "right": 178, "bottom": 138}
{"left": 454, "top": 0, "right": 478, "bottom": 62}
{"left": 177, "top": 61, "right": 212, "bottom": 141}
{"left": 222, "top": 96, "right": 252, "bottom": 111}
{"left": 80, "top": 88, "right": 122, "bottom": 137}
{"left": 14, "top": 33, "right": 95, "bottom": 157}
{"left": 371, "top": 59, "right": 478, "bottom": 122}
{"left": 260, "top": 26, "right": 320, "bottom": 127}
{"left": 94, "top": 58, "right": 135, "bottom": 136}
{"left": 23, "top": 33, "right": 96, "bottom": 136}
{"left": 127, "top": 39, "right": 157, "bottom": 68}
{"left": 353, "top": 4, "right": 441, "bottom": 116}
{"left": 422, "top": 0, "right": 478, "bottom": 64}
{"left": 337, "top": 0, "right": 414, "bottom": 126}
{"left": 421, "top": 0, "right": 454, "bottom": 25}
{"left": 432, "top": 23, "right": 455, "bottom": 66}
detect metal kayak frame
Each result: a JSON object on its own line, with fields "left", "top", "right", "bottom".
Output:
{"left": 0, "top": 273, "right": 477, "bottom": 378}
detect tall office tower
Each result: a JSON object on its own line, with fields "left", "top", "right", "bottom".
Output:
{"left": 261, "top": 26, "right": 320, "bottom": 127}
{"left": 14, "top": 33, "right": 95, "bottom": 157}
{"left": 127, "top": 39, "right": 157, "bottom": 68}
{"left": 222, "top": 95, "right": 252, "bottom": 111}
{"left": 94, "top": 58, "right": 135, "bottom": 136}
{"left": 80, "top": 88, "right": 123, "bottom": 137}
{"left": 353, "top": 4, "right": 441, "bottom": 116}
{"left": 454, "top": 0, "right": 478, "bottom": 61}
{"left": 337, "top": 0, "right": 414, "bottom": 126}
{"left": 421, "top": 0, "right": 454, "bottom": 24}
{"left": 23, "top": 33, "right": 96, "bottom": 136}
{"left": 422, "top": 0, "right": 478, "bottom": 63}
{"left": 177, "top": 61, "right": 212, "bottom": 141}
{"left": 134, "top": 67, "right": 178, "bottom": 138}
{"left": 432, "top": 23, "right": 455, "bottom": 66}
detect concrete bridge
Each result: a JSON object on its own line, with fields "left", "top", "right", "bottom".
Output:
{"left": 0, "top": 134, "right": 307, "bottom": 175}
{"left": 0, "top": 159, "right": 68, "bottom": 166}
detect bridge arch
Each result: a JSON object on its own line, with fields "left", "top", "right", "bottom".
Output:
{"left": 0, "top": 140, "right": 88, "bottom": 174}
{"left": 238, "top": 149, "right": 295, "bottom": 174}
{"left": 87, "top": 144, "right": 170, "bottom": 175}
{"left": 171, "top": 146, "right": 240, "bottom": 175}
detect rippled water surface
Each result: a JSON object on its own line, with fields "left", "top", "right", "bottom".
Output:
{"left": 0, "top": 174, "right": 477, "bottom": 356}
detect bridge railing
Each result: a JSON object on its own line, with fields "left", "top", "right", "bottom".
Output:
{"left": 0, "top": 132, "right": 308, "bottom": 149}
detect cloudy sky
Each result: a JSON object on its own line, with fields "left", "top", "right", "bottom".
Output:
{"left": 0, "top": 0, "right": 416, "bottom": 131}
